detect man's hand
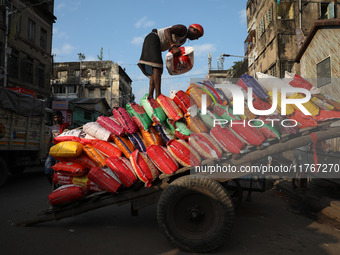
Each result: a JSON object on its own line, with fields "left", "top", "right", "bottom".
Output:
{"left": 172, "top": 46, "right": 181, "bottom": 57}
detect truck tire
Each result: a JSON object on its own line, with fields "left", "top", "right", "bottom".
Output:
{"left": 0, "top": 158, "right": 9, "bottom": 187}
{"left": 157, "top": 175, "right": 234, "bottom": 253}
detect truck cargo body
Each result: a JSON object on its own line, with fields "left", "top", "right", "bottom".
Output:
{"left": 0, "top": 87, "right": 49, "bottom": 186}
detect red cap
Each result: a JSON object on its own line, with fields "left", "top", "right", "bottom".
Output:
{"left": 189, "top": 24, "right": 204, "bottom": 37}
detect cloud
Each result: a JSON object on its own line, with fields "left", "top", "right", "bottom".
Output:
{"left": 135, "top": 17, "right": 155, "bottom": 29}
{"left": 55, "top": 3, "right": 66, "bottom": 11}
{"left": 53, "top": 27, "right": 68, "bottom": 40}
{"left": 192, "top": 43, "right": 216, "bottom": 57}
{"left": 131, "top": 36, "right": 145, "bottom": 46}
{"left": 52, "top": 43, "right": 75, "bottom": 56}
{"left": 239, "top": 9, "right": 247, "bottom": 24}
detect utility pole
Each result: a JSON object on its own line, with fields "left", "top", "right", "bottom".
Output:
{"left": 4, "top": 6, "right": 10, "bottom": 87}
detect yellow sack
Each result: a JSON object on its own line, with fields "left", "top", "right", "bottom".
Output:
{"left": 268, "top": 91, "right": 295, "bottom": 116}
{"left": 289, "top": 93, "right": 319, "bottom": 116}
{"left": 49, "top": 141, "right": 83, "bottom": 158}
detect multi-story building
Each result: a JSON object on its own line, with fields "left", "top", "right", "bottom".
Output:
{"left": 0, "top": 0, "right": 56, "bottom": 99}
{"left": 51, "top": 60, "right": 133, "bottom": 109}
{"left": 245, "top": 0, "right": 340, "bottom": 78}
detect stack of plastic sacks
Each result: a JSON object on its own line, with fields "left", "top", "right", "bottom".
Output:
{"left": 47, "top": 73, "right": 340, "bottom": 206}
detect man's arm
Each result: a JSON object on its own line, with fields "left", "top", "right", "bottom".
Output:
{"left": 164, "top": 24, "right": 187, "bottom": 56}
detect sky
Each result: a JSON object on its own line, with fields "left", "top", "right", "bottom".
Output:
{"left": 52, "top": 0, "right": 249, "bottom": 103}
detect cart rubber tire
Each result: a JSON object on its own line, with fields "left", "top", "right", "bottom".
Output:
{"left": 157, "top": 175, "right": 234, "bottom": 253}
{"left": 0, "top": 158, "right": 9, "bottom": 187}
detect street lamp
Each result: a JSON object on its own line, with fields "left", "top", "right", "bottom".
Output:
{"left": 222, "top": 53, "right": 256, "bottom": 78}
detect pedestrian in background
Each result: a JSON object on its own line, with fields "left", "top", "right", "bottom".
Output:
{"left": 44, "top": 111, "right": 68, "bottom": 184}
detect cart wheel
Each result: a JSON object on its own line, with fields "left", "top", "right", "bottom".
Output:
{"left": 157, "top": 175, "right": 234, "bottom": 253}
{"left": 0, "top": 158, "right": 9, "bottom": 187}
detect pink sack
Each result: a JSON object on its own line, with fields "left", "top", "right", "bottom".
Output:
{"left": 112, "top": 107, "right": 138, "bottom": 134}
{"left": 97, "top": 116, "right": 124, "bottom": 136}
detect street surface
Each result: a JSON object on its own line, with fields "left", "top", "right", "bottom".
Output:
{"left": 1, "top": 167, "right": 340, "bottom": 255}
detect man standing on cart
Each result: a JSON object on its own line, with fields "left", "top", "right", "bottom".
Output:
{"left": 138, "top": 24, "right": 204, "bottom": 99}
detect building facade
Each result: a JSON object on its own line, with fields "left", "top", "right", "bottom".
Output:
{"left": 0, "top": 0, "right": 56, "bottom": 99}
{"left": 51, "top": 60, "right": 133, "bottom": 109}
{"left": 245, "top": 0, "right": 340, "bottom": 78}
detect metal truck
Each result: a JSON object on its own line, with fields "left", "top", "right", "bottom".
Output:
{"left": 0, "top": 87, "right": 50, "bottom": 186}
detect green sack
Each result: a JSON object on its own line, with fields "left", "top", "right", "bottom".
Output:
{"left": 212, "top": 103, "right": 240, "bottom": 122}
{"left": 140, "top": 93, "right": 166, "bottom": 124}
{"left": 199, "top": 109, "right": 217, "bottom": 129}
{"left": 126, "top": 103, "right": 152, "bottom": 131}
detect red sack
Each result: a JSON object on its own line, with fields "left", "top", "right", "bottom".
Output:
{"left": 88, "top": 167, "right": 121, "bottom": 193}
{"left": 157, "top": 94, "right": 183, "bottom": 121}
{"left": 189, "top": 133, "right": 223, "bottom": 159}
{"left": 147, "top": 145, "right": 179, "bottom": 174}
{"left": 173, "top": 90, "right": 191, "bottom": 114}
{"left": 52, "top": 161, "right": 88, "bottom": 177}
{"left": 91, "top": 140, "right": 122, "bottom": 158}
{"left": 230, "top": 122, "right": 266, "bottom": 146}
{"left": 130, "top": 150, "right": 159, "bottom": 187}
{"left": 52, "top": 172, "right": 104, "bottom": 192}
{"left": 312, "top": 109, "right": 340, "bottom": 122}
{"left": 210, "top": 125, "right": 245, "bottom": 154}
{"left": 112, "top": 107, "right": 138, "bottom": 134}
{"left": 289, "top": 110, "right": 318, "bottom": 129}
{"left": 48, "top": 184, "right": 87, "bottom": 206}
{"left": 165, "top": 46, "right": 194, "bottom": 75}
{"left": 97, "top": 116, "right": 125, "bottom": 136}
{"left": 289, "top": 74, "right": 313, "bottom": 90}
{"left": 106, "top": 157, "right": 137, "bottom": 188}
{"left": 65, "top": 154, "right": 98, "bottom": 169}
{"left": 166, "top": 139, "right": 201, "bottom": 167}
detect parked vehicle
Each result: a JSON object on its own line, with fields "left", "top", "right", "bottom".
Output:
{"left": 0, "top": 87, "right": 50, "bottom": 186}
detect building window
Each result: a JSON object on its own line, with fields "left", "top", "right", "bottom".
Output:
{"left": 280, "top": 61, "right": 294, "bottom": 78}
{"left": 277, "top": 2, "right": 294, "bottom": 20}
{"left": 91, "top": 69, "right": 96, "bottom": 77}
{"left": 268, "top": 64, "right": 277, "bottom": 77}
{"left": 40, "top": 28, "right": 47, "bottom": 49}
{"left": 54, "top": 85, "right": 66, "bottom": 94}
{"left": 0, "top": 9, "right": 4, "bottom": 23}
{"left": 265, "top": 5, "right": 273, "bottom": 28}
{"left": 25, "top": 57, "right": 34, "bottom": 83}
{"left": 38, "top": 63, "right": 45, "bottom": 88}
{"left": 258, "top": 17, "right": 265, "bottom": 37}
{"left": 88, "top": 89, "right": 94, "bottom": 97}
{"left": 58, "top": 70, "right": 67, "bottom": 79}
{"left": 100, "top": 89, "right": 106, "bottom": 98}
{"left": 317, "top": 57, "right": 331, "bottom": 87}
{"left": 75, "top": 70, "right": 80, "bottom": 77}
{"left": 27, "top": 18, "right": 36, "bottom": 42}
{"left": 320, "top": 2, "right": 335, "bottom": 19}
{"left": 9, "top": 51, "right": 19, "bottom": 79}
{"left": 68, "top": 85, "right": 77, "bottom": 94}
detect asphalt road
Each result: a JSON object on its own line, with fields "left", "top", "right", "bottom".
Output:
{"left": 1, "top": 167, "right": 340, "bottom": 255}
